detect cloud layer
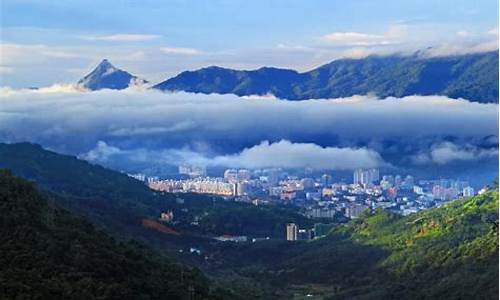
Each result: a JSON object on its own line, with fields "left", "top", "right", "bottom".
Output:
{"left": 0, "top": 88, "right": 497, "bottom": 173}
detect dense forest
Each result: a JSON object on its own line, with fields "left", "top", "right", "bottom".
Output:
{"left": 0, "top": 170, "right": 242, "bottom": 300}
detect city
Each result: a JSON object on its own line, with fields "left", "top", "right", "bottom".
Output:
{"left": 132, "top": 166, "right": 480, "bottom": 228}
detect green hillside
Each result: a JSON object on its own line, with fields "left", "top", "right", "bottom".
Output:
{"left": 0, "top": 142, "right": 497, "bottom": 299}
{"left": 0, "top": 170, "right": 236, "bottom": 300}
{"left": 207, "top": 188, "right": 499, "bottom": 299}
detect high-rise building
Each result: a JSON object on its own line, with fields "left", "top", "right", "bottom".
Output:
{"left": 353, "top": 168, "right": 379, "bottom": 186}
{"left": 179, "top": 164, "right": 206, "bottom": 177}
{"left": 236, "top": 181, "right": 248, "bottom": 196}
{"left": 237, "top": 169, "right": 251, "bottom": 181}
{"left": 301, "top": 178, "right": 315, "bottom": 190}
{"left": 286, "top": 223, "right": 298, "bottom": 241}
{"left": 224, "top": 169, "right": 238, "bottom": 183}
{"left": 395, "top": 175, "right": 402, "bottom": 187}
{"left": 402, "top": 175, "right": 414, "bottom": 189}
{"left": 368, "top": 168, "right": 380, "bottom": 183}
{"left": 345, "top": 204, "right": 368, "bottom": 219}
{"left": 321, "top": 174, "right": 333, "bottom": 187}
{"left": 266, "top": 169, "right": 280, "bottom": 186}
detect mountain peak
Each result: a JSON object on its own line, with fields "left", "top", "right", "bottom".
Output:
{"left": 97, "top": 58, "right": 113, "bottom": 68}
{"left": 77, "top": 59, "right": 147, "bottom": 91}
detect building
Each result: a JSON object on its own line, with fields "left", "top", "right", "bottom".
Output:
{"left": 128, "top": 173, "right": 146, "bottom": 182}
{"left": 286, "top": 223, "right": 298, "bottom": 241}
{"left": 301, "top": 178, "right": 315, "bottom": 190}
{"left": 345, "top": 204, "right": 368, "bottom": 219}
{"left": 238, "top": 169, "right": 251, "bottom": 181}
{"left": 160, "top": 211, "right": 174, "bottom": 222}
{"left": 298, "top": 229, "right": 313, "bottom": 240}
{"left": 402, "top": 175, "right": 414, "bottom": 189}
{"left": 215, "top": 235, "right": 248, "bottom": 242}
{"left": 149, "top": 178, "right": 236, "bottom": 196}
{"left": 413, "top": 185, "right": 424, "bottom": 195}
{"left": 306, "top": 207, "right": 336, "bottom": 219}
{"left": 463, "top": 186, "right": 475, "bottom": 198}
{"left": 179, "top": 164, "right": 206, "bottom": 177}
{"left": 280, "top": 191, "right": 296, "bottom": 201}
{"left": 395, "top": 175, "right": 402, "bottom": 187}
{"left": 321, "top": 174, "right": 333, "bottom": 187}
{"left": 236, "top": 181, "right": 248, "bottom": 196}
{"left": 224, "top": 169, "right": 238, "bottom": 183}
{"left": 265, "top": 168, "right": 281, "bottom": 186}
{"left": 353, "top": 168, "right": 380, "bottom": 186}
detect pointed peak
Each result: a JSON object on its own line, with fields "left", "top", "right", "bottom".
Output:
{"left": 97, "top": 59, "right": 114, "bottom": 69}
{"left": 77, "top": 59, "right": 147, "bottom": 90}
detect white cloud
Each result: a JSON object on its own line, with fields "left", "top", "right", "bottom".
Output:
{"left": 321, "top": 32, "right": 390, "bottom": 46}
{"left": 320, "top": 25, "right": 405, "bottom": 46}
{"left": 421, "top": 38, "right": 499, "bottom": 57}
{"left": 0, "top": 43, "right": 80, "bottom": 65}
{"left": 412, "top": 142, "right": 499, "bottom": 165}
{"left": 487, "top": 27, "right": 499, "bottom": 36}
{"left": 81, "top": 141, "right": 122, "bottom": 162}
{"left": 0, "top": 89, "right": 497, "bottom": 171}
{"left": 207, "top": 140, "right": 385, "bottom": 170}
{"left": 82, "top": 34, "right": 161, "bottom": 41}
{"left": 0, "top": 66, "right": 14, "bottom": 74}
{"left": 0, "top": 83, "right": 86, "bottom": 95}
{"left": 430, "top": 142, "right": 498, "bottom": 164}
{"left": 160, "top": 47, "right": 202, "bottom": 55}
{"left": 313, "top": 23, "right": 498, "bottom": 60}
{"left": 81, "top": 139, "right": 385, "bottom": 170}
{"left": 456, "top": 30, "right": 471, "bottom": 37}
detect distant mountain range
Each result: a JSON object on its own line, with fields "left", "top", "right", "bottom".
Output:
{"left": 79, "top": 51, "right": 498, "bottom": 103}
{"left": 153, "top": 51, "right": 498, "bottom": 103}
{"left": 77, "top": 59, "right": 147, "bottom": 90}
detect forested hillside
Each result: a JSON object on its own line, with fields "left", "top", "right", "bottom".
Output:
{"left": 208, "top": 188, "right": 499, "bottom": 299}
{"left": 0, "top": 170, "right": 237, "bottom": 300}
{"left": 0, "top": 143, "right": 497, "bottom": 299}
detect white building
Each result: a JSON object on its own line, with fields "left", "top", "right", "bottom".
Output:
{"left": 463, "top": 186, "right": 475, "bottom": 198}
{"left": 286, "top": 223, "right": 298, "bottom": 241}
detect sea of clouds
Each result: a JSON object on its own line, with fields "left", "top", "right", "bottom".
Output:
{"left": 0, "top": 87, "right": 498, "bottom": 176}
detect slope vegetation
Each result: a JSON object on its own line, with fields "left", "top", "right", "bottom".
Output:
{"left": 0, "top": 170, "right": 228, "bottom": 300}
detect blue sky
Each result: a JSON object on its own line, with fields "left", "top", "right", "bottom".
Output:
{"left": 1, "top": 0, "right": 498, "bottom": 87}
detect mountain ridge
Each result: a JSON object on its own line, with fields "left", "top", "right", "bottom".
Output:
{"left": 153, "top": 51, "right": 499, "bottom": 103}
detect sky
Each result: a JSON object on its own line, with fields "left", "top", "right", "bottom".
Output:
{"left": 1, "top": 0, "right": 498, "bottom": 87}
